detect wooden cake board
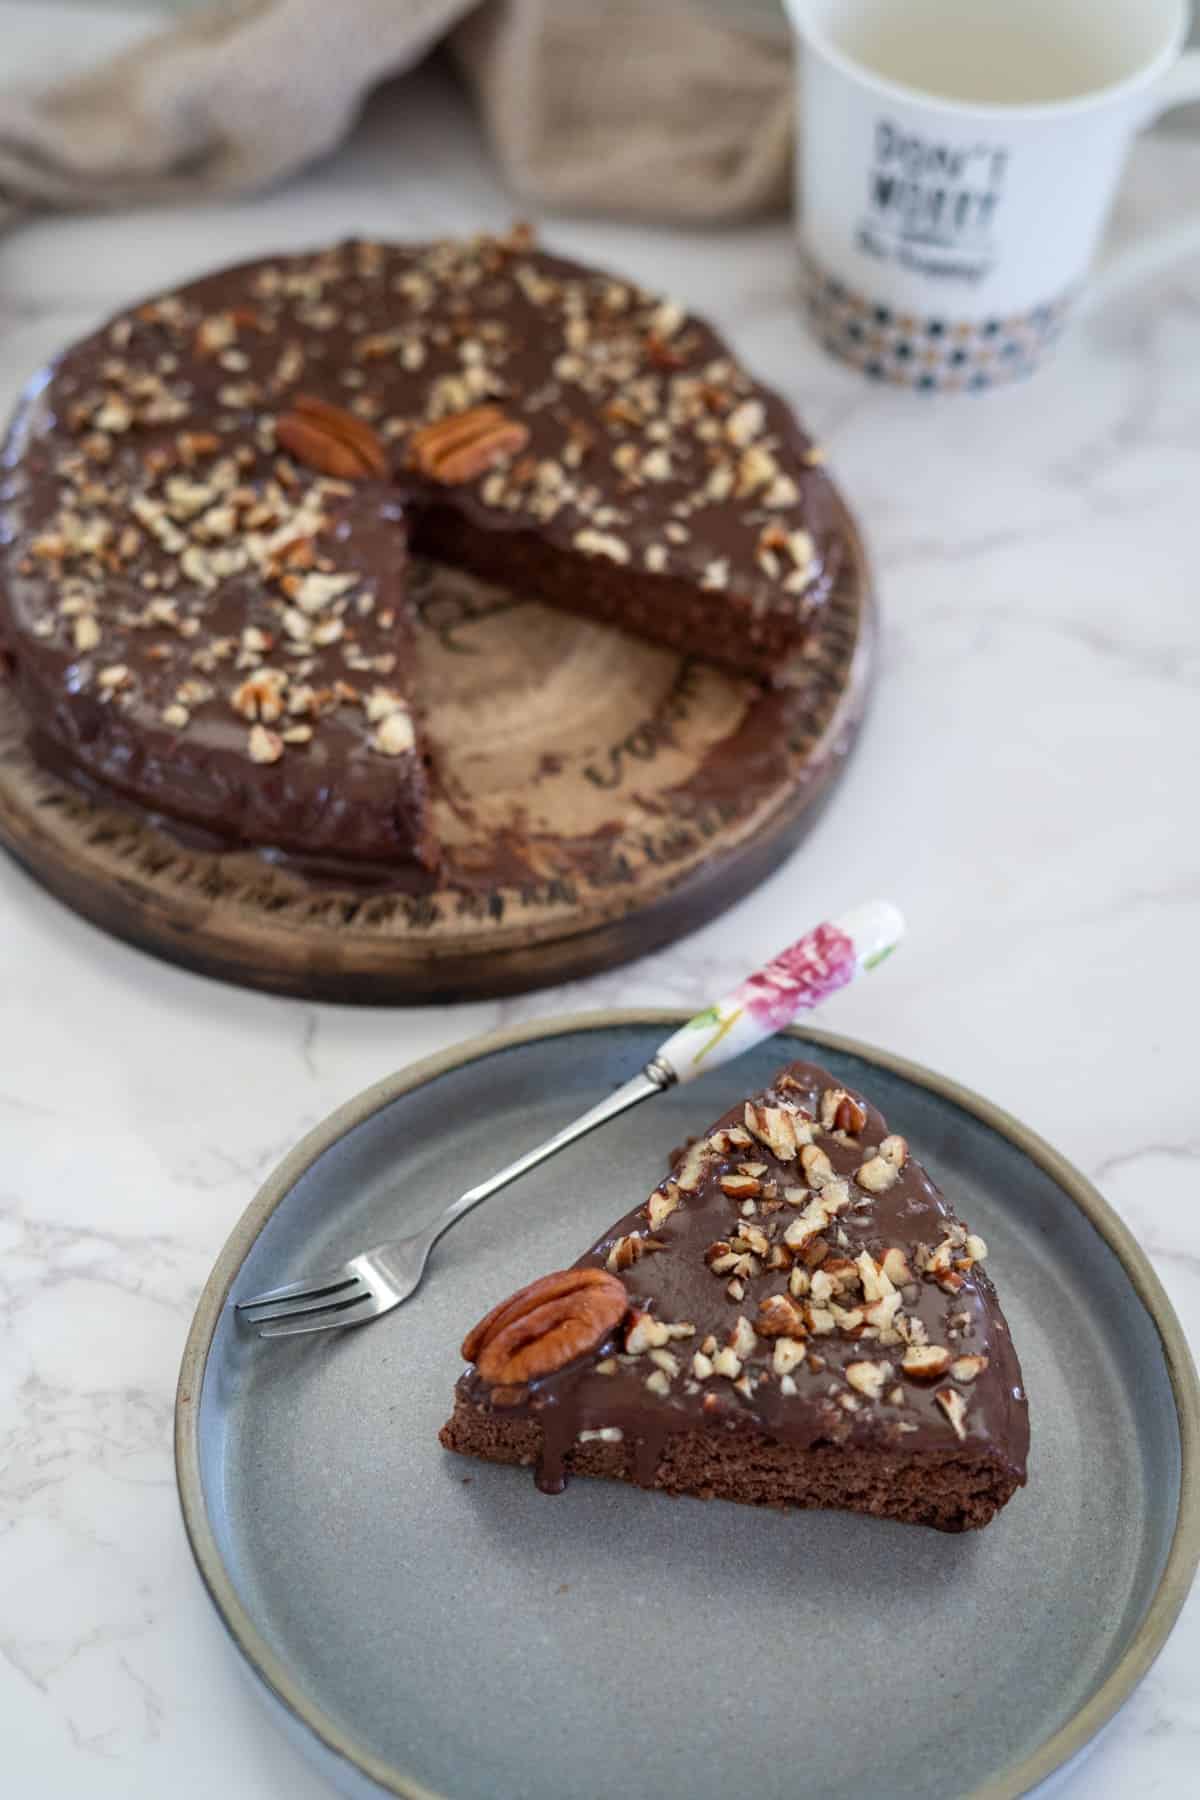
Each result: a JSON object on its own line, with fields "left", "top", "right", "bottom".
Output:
{"left": 0, "top": 502, "right": 875, "bottom": 1004}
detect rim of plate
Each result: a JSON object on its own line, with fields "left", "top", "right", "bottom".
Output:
{"left": 175, "top": 1012, "right": 1200, "bottom": 1800}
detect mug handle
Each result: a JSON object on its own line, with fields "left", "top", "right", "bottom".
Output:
{"left": 1081, "top": 51, "right": 1200, "bottom": 316}
{"left": 1139, "top": 48, "right": 1200, "bottom": 122}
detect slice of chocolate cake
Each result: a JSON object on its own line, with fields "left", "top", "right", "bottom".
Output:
{"left": 0, "top": 229, "right": 845, "bottom": 870}
{"left": 441, "top": 1060, "right": 1029, "bottom": 1532}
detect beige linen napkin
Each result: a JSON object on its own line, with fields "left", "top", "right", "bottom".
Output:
{"left": 0, "top": 0, "right": 793, "bottom": 228}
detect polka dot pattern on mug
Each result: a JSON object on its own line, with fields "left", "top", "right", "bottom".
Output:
{"left": 804, "top": 258, "right": 1074, "bottom": 391}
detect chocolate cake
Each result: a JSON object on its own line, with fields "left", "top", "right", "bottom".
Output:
{"left": 0, "top": 229, "right": 843, "bottom": 870}
{"left": 441, "top": 1060, "right": 1029, "bottom": 1532}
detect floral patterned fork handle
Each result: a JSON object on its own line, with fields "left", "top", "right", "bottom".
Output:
{"left": 651, "top": 900, "right": 905, "bottom": 1084}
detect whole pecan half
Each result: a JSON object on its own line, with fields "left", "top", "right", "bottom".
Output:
{"left": 276, "top": 393, "right": 388, "bottom": 480}
{"left": 462, "top": 1267, "right": 628, "bottom": 1386}
{"left": 407, "top": 405, "right": 530, "bottom": 485}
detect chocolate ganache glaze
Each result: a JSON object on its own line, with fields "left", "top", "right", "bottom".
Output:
{"left": 444, "top": 1061, "right": 1029, "bottom": 1531}
{"left": 0, "top": 230, "right": 845, "bottom": 872}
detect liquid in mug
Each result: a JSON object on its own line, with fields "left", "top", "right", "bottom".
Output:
{"left": 829, "top": 0, "right": 1137, "bottom": 106}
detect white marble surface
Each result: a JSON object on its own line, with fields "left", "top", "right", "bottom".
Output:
{"left": 2, "top": 4, "right": 1199, "bottom": 1795}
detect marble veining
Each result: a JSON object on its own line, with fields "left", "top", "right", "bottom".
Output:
{"left": 0, "top": 5, "right": 1197, "bottom": 1795}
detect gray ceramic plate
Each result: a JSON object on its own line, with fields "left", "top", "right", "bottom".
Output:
{"left": 176, "top": 1016, "right": 1200, "bottom": 1800}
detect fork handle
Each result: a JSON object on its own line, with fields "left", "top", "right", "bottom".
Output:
{"left": 651, "top": 901, "right": 903, "bottom": 1084}
{"left": 425, "top": 901, "right": 903, "bottom": 1251}
{"left": 427, "top": 1063, "right": 670, "bottom": 1249}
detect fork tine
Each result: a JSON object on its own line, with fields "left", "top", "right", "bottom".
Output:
{"left": 256, "top": 1292, "right": 381, "bottom": 1338}
{"left": 235, "top": 1269, "right": 360, "bottom": 1312}
{"left": 238, "top": 1280, "right": 370, "bottom": 1325}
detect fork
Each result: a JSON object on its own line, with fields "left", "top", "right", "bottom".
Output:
{"left": 235, "top": 899, "right": 903, "bottom": 1337}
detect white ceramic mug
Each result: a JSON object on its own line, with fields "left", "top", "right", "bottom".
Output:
{"left": 784, "top": 0, "right": 1200, "bottom": 388}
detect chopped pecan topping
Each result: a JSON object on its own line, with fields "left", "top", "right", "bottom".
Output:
{"left": 746, "top": 1101, "right": 813, "bottom": 1159}
{"left": 881, "top": 1247, "right": 914, "bottom": 1287}
{"left": 834, "top": 1095, "right": 867, "bottom": 1134}
{"left": 605, "top": 1233, "right": 665, "bottom": 1274}
{"left": 625, "top": 1309, "right": 673, "bottom": 1354}
{"left": 855, "top": 1154, "right": 898, "bottom": 1193}
{"left": 646, "top": 1184, "right": 681, "bottom": 1229}
{"left": 951, "top": 1354, "right": 989, "bottom": 1383}
{"left": 846, "top": 1360, "right": 889, "bottom": 1400}
{"left": 855, "top": 1252, "right": 895, "bottom": 1304}
{"left": 782, "top": 1182, "right": 848, "bottom": 1254}
{"left": 901, "top": 1344, "right": 952, "bottom": 1381}
{"left": 922, "top": 1230, "right": 971, "bottom": 1293}
{"left": 772, "top": 1336, "right": 806, "bottom": 1376}
{"left": 733, "top": 1222, "right": 770, "bottom": 1258}
{"left": 709, "top": 1126, "right": 753, "bottom": 1154}
{"left": 756, "top": 1293, "right": 807, "bottom": 1338}
{"left": 823, "top": 1256, "right": 862, "bottom": 1296}
{"left": 671, "top": 1140, "right": 712, "bottom": 1193}
{"left": 73, "top": 614, "right": 101, "bottom": 652}
{"left": 247, "top": 723, "right": 283, "bottom": 764}
{"left": 800, "top": 1144, "right": 835, "bottom": 1187}
{"left": 726, "top": 1314, "right": 758, "bottom": 1359}
{"left": 935, "top": 1386, "right": 969, "bottom": 1440}
{"left": 370, "top": 709, "right": 413, "bottom": 756}
{"left": 819, "top": 1087, "right": 867, "bottom": 1135}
